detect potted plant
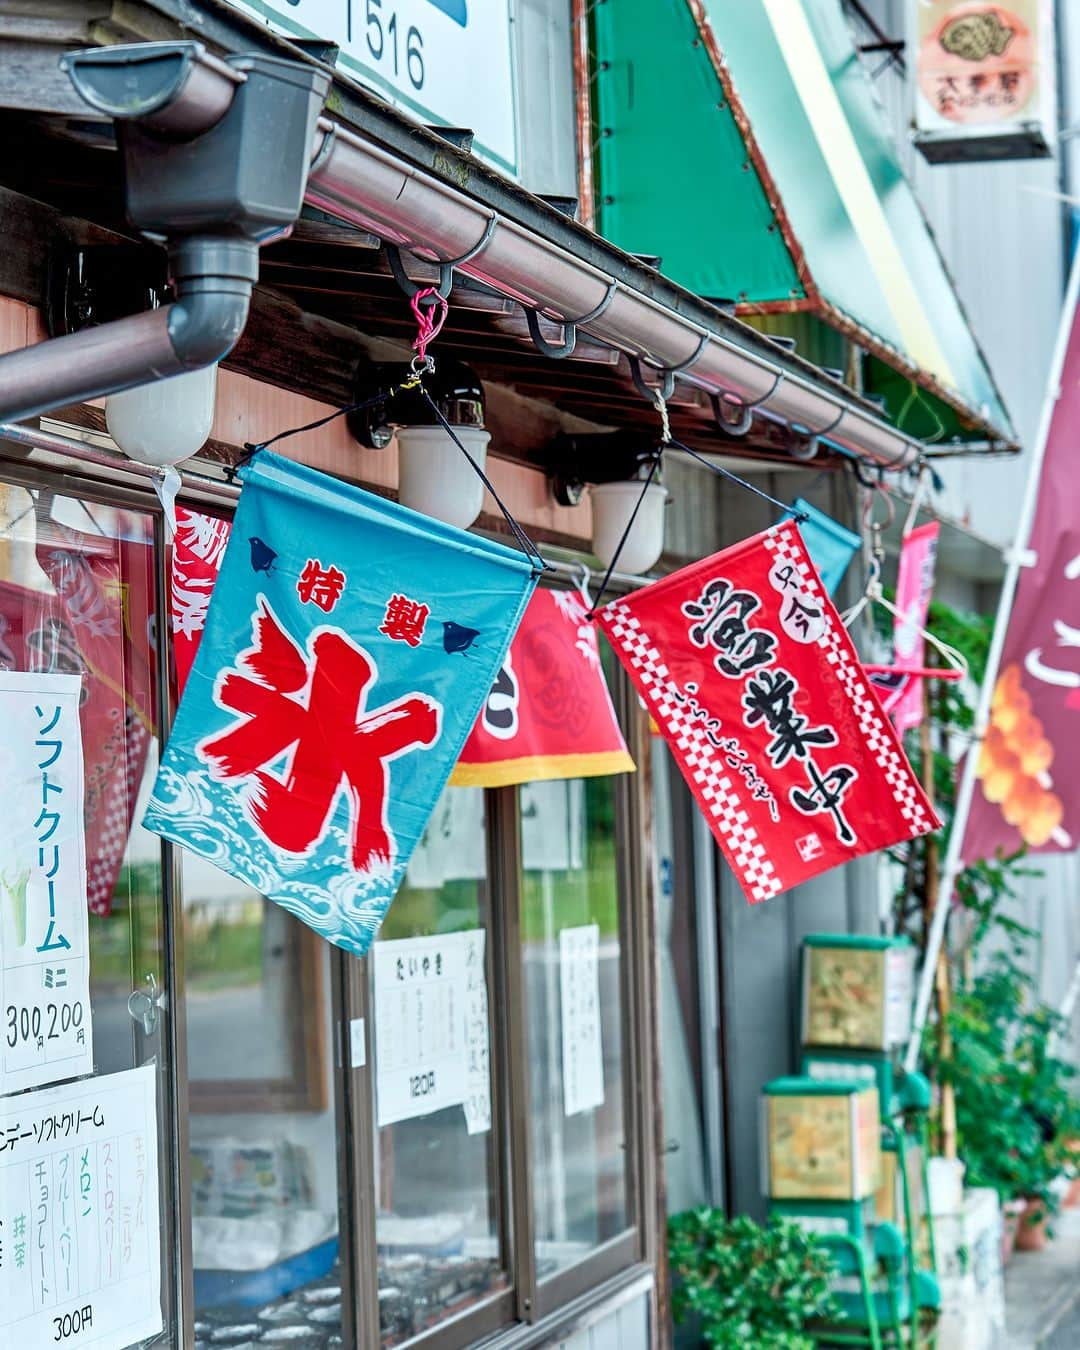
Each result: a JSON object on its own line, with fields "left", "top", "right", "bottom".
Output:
{"left": 927, "top": 951, "right": 1080, "bottom": 1258}
{"left": 668, "top": 1210, "right": 838, "bottom": 1348}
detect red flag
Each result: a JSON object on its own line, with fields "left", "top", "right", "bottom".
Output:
{"left": 963, "top": 300, "right": 1080, "bottom": 858}
{"left": 451, "top": 587, "right": 635, "bottom": 786}
{"left": 36, "top": 524, "right": 157, "bottom": 916}
{"left": 596, "top": 520, "right": 939, "bottom": 902}
{"left": 170, "top": 507, "right": 231, "bottom": 696}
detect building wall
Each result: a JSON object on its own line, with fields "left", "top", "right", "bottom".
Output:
{"left": 514, "top": 0, "right": 580, "bottom": 198}
{"left": 853, "top": 0, "right": 1067, "bottom": 543}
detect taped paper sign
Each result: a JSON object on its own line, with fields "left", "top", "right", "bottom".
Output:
{"left": 0, "top": 672, "right": 93, "bottom": 1096}
{"left": 0, "top": 1064, "right": 162, "bottom": 1349}
{"left": 373, "top": 930, "right": 492, "bottom": 1132}
{"left": 560, "top": 924, "right": 604, "bottom": 1117}
{"left": 462, "top": 929, "right": 491, "bottom": 1136}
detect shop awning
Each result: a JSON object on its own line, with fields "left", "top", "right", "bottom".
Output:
{"left": 592, "top": 0, "right": 1015, "bottom": 447}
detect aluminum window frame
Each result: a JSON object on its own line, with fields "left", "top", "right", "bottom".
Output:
{"left": 0, "top": 441, "right": 659, "bottom": 1349}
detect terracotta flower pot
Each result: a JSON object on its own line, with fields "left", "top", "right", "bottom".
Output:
{"left": 1014, "top": 1197, "right": 1050, "bottom": 1252}
{"left": 1002, "top": 1198, "right": 1026, "bottom": 1265}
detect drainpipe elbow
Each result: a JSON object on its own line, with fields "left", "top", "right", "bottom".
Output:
{"left": 165, "top": 235, "right": 258, "bottom": 370}
{"left": 166, "top": 285, "right": 251, "bottom": 370}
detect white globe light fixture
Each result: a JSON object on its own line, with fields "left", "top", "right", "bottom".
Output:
{"left": 105, "top": 362, "right": 217, "bottom": 466}
{"left": 349, "top": 358, "right": 490, "bottom": 531}
{"left": 590, "top": 476, "right": 668, "bottom": 574}
{"left": 396, "top": 423, "right": 491, "bottom": 530}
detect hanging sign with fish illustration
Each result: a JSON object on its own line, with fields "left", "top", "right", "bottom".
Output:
{"left": 914, "top": 1, "right": 1055, "bottom": 159}
{"left": 145, "top": 452, "right": 537, "bottom": 956}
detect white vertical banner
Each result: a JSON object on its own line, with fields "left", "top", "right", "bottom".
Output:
{"left": 0, "top": 672, "right": 93, "bottom": 1096}
{"left": 0, "top": 1065, "right": 162, "bottom": 1349}
{"left": 559, "top": 924, "right": 605, "bottom": 1117}
{"left": 462, "top": 929, "right": 491, "bottom": 1136}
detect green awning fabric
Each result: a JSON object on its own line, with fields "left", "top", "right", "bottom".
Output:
{"left": 592, "top": 0, "right": 1014, "bottom": 445}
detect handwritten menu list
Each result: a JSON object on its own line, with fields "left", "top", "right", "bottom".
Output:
{"left": 0, "top": 1065, "right": 162, "bottom": 1349}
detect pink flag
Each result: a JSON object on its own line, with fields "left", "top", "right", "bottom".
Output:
{"left": 888, "top": 522, "right": 940, "bottom": 735}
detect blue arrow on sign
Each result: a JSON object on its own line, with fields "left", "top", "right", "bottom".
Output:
{"left": 425, "top": 0, "right": 467, "bottom": 26}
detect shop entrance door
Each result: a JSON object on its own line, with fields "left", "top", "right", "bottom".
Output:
{"left": 0, "top": 472, "right": 175, "bottom": 1348}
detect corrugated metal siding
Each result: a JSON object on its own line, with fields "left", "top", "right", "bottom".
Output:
{"left": 849, "top": 0, "right": 1066, "bottom": 546}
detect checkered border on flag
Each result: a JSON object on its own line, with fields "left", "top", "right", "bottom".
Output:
{"left": 603, "top": 601, "right": 784, "bottom": 901}
{"left": 761, "top": 527, "right": 935, "bottom": 838}
{"left": 601, "top": 519, "right": 936, "bottom": 902}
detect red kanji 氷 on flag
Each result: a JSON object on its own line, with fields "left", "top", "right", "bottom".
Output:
{"left": 595, "top": 520, "right": 939, "bottom": 902}
{"left": 451, "top": 587, "right": 635, "bottom": 787}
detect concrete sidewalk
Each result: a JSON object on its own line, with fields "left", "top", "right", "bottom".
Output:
{"left": 1005, "top": 1206, "right": 1080, "bottom": 1349}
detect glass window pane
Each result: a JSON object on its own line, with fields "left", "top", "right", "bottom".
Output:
{"left": 183, "top": 863, "right": 344, "bottom": 1345}
{"left": 372, "top": 784, "right": 506, "bottom": 1345}
{"left": 652, "top": 740, "right": 709, "bottom": 1216}
{"left": 0, "top": 483, "right": 172, "bottom": 1346}
{"left": 521, "top": 776, "right": 629, "bottom": 1278}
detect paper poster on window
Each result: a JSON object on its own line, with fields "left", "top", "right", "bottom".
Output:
{"left": 522, "top": 779, "right": 585, "bottom": 873}
{"left": 0, "top": 672, "right": 93, "bottom": 1096}
{"left": 560, "top": 924, "right": 604, "bottom": 1117}
{"left": 461, "top": 929, "right": 491, "bottom": 1136}
{"left": 405, "top": 787, "right": 487, "bottom": 889}
{"left": 374, "top": 934, "right": 469, "bottom": 1127}
{"left": 0, "top": 1064, "right": 162, "bottom": 1350}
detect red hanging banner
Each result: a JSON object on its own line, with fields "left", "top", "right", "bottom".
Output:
{"left": 170, "top": 507, "right": 231, "bottom": 696}
{"left": 596, "top": 520, "right": 939, "bottom": 902}
{"left": 451, "top": 587, "right": 635, "bottom": 787}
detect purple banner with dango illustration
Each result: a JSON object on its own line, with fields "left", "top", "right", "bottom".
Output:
{"left": 964, "top": 295, "right": 1080, "bottom": 859}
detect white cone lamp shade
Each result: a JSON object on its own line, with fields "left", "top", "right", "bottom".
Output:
{"left": 590, "top": 480, "right": 668, "bottom": 574}
{"left": 396, "top": 424, "right": 491, "bottom": 530}
{"left": 105, "top": 363, "right": 218, "bottom": 466}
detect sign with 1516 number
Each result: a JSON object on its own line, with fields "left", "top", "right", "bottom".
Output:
{"left": 228, "top": 0, "right": 518, "bottom": 174}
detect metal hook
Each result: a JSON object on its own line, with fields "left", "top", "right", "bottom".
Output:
{"left": 711, "top": 391, "right": 754, "bottom": 439}
{"left": 628, "top": 354, "right": 677, "bottom": 403}
{"left": 385, "top": 242, "right": 455, "bottom": 300}
{"left": 525, "top": 307, "right": 578, "bottom": 359}
{"left": 571, "top": 561, "right": 593, "bottom": 607}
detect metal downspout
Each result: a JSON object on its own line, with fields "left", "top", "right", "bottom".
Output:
{"left": 0, "top": 41, "right": 328, "bottom": 430}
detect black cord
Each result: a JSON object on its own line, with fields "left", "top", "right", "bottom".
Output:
{"left": 235, "top": 385, "right": 410, "bottom": 471}
{"left": 418, "top": 389, "right": 550, "bottom": 575}
{"left": 668, "top": 439, "right": 810, "bottom": 522}
{"left": 586, "top": 450, "right": 664, "bottom": 616}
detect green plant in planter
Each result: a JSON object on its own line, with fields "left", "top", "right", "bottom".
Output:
{"left": 927, "top": 950, "right": 1080, "bottom": 1217}
{"left": 668, "top": 1210, "right": 838, "bottom": 1349}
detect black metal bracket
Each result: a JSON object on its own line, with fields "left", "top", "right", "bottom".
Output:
{"left": 45, "top": 243, "right": 167, "bottom": 338}
{"left": 384, "top": 215, "right": 498, "bottom": 302}
{"left": 525, "top": 308, "right": 577, "bottom": 359}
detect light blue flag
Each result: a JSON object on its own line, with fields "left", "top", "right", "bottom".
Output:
{"left": 786, "top": 497, "right": 861, "bottom": 596}
{"left": 144, "top": 451, "right": 538, "bottom": 955}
